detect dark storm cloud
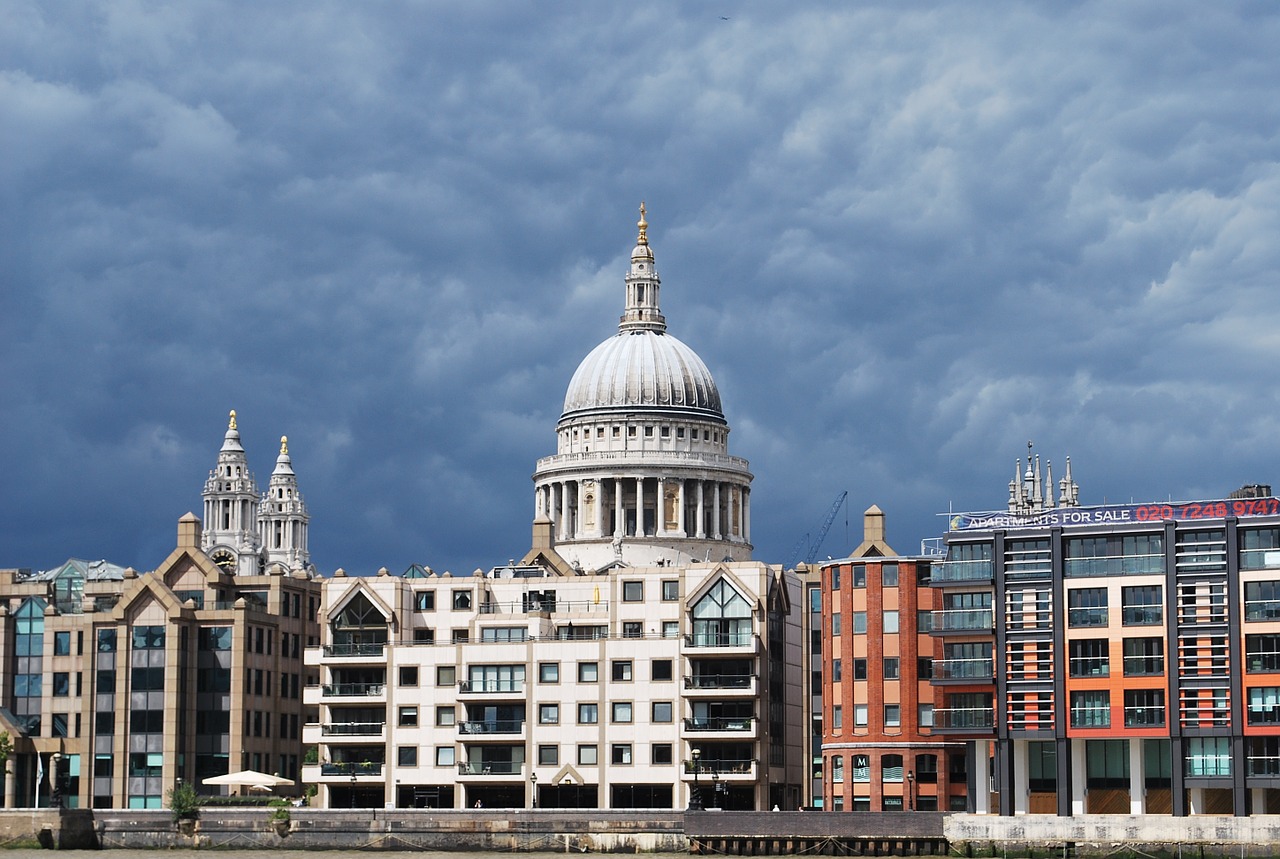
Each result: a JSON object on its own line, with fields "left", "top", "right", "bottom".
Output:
{"left": 4, "top": 1, "right": 1280, "bottom": 575}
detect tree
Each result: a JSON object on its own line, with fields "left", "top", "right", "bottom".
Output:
{"left": 168, "top": 781, "right": 201, "bottom": 822}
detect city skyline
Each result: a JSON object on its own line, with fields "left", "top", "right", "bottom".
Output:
{"left": 5, "top": 3, "right": 1280, "bottom": 576}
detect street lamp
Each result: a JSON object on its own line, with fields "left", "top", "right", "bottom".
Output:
{"left": 906, "top": 770, "right": 914, "bottom": 811}
{"left": 689, "top": 748, "right": 703, "bottom": 811}
{"left": 530, "top": 772, "right": 537, "bottom": 809}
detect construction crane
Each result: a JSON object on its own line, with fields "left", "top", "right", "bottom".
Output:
{"left": 785, "top": 491, "right": 849, "bottom": 569}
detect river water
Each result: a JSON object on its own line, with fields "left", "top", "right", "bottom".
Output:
{"left": 5, "top": 853, "right": 693, "bottom": 859}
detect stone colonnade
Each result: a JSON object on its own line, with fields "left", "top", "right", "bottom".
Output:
{"left": 535, "top": 476, "right": 751, "bottom": 545}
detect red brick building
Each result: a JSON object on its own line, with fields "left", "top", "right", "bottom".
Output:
{"left": 818, "top": 506, "right": 969, "bottom": 811}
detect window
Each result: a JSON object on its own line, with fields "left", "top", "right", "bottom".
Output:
{"left": 882, "top": 564, "right": 899, "bottom": 587}
{"left": 1070, "top": 691, "right": 1110, "bottom": 728}
{"left": 53, "top": 672, "right": 70, "bottom": 696}
{"left": 854, "top": 704, "right": 868, "bottom": 727}
{"left": 831, "top": 613, "right": 841, "bottom": 637}
{"left": 452, "top": 590, "right": 472, "bottom": 610}
{"left": 885, "top": 705, "right": 901, "bottom": 727}
{"left": 853, "top": 658, "right": 867, "bottom": 680}
{"left": 1246, "top": 581, "right": 1280, "bottom": 621}
{"left": 832, "top": 706, "right": 842, "bottom": 730}
{"left": 1248, "top": 634, "right": 1280, "bottom": 672}
{"left": 481, "top": 626, "right": 527, "bottom": 642}
{"left": 612, "top": 744, "right": 633, "bottom": 765}
{"left": 831, "top": 568, "right": 842, "bottom": 590}
{"left": 690, "top": 579, "right": 753, "bottom": 646}
{"left": 1122, "top": 585, "right": 1163, "bottom": 625}
{"left": 414, "top": 591, "right": 435, "bottom": 611}
{"left": 539, "top": 704, "right": 559, "bottom": 724}
{"left": 884, "top": 657, "right": 899, "bottom": 680}
{"left": 54, "top": 631, "right": 71, "bottom": 655}
{"left": 622, "top": 621, "right": 643, "bottom": 638}
{"left": 451, "top": 629, "right": 469, "bottom": 643}
{"left": 578, "top": 745, "right": 598, "bottom": 766}
{"left": 578, "top": 662, "right": 598, "bottom": 682}
{"left": 398, "top": 706, "right": 419, "bottom": 727}
{"left": 852, "top": 565, "right": 866, "bottom": 587}
{"left": 882, "top": 754, "right": 904, "bottom": 782}
{"left": 578, "top": 703, "right": 598, "bottom": 724}
{"left": 918, "top": 704, "right": 934, "bottom": 728}
{"left": 832, "top": 659, "right": 842, "bottom": 682}
{"left": 622, "top": 581, "right": 643, "bottom": 602}
{"left": 1069, "top": 639, "right": 1110, "bottom": 677}
{"left": 398, "top": 746, "right": 418, "bottom": 767}
{"left": 1123, "top": 638, "right": 1165, "bottom": 676}
{"left": 917, "top": 657, "right": 933, "bottom": 679}
{"left": 652, "top": 701, "right": 673, "bottom": 723}
{"left": 535, "top": 745, "right": 558, "bottom": 766}
{"left": 51, "top": 713, "right": 69, "bottom": 737}
{"left": 539, "top": 662, "right": 559, "bottom": 683}
{"left": 400, "top": 666, "right": 418, "bottom": 686}
{"left": 1065, "top": 533, "right": 1164, "bottom": 576}
{"left": 831, "top": 755, "right": 844, "bottom": 783}
{"left": 435, "top": 747, "right": 455, "bottom": 766}
{"left": 413, "top": 628, "right": 434, "bottom": 643}
{"left": 612, "top": 702, "right": 633, "bottom": 723}
{"left": 651, "top": 744, "right": 673, "bottom": 765}
{"left": 1249, "top": 687, "right": 1280, "bottom": 725}
{"left": 1242, "top": 527, "right": 1280, "bottom": 570}
{"left": 662, "top": 580, "right": 679, "bottom": 601}
{"left": 1186, "top": 737, "right": 1230, "bottom": 776}
{"left": 852, "top": 755, "right": 871, "bottom": 782}
{"left": 436, "top": 666, "right": 456, "bottom": 686}
{"left": 436, "top": 707, "right": 456, "bottom": 727}
{"left": 1125, "top": 689, "right": 1165, "bottom": 727}
{"left": 651, "top": 659, "right": 673, "bottom": 681}
{"left": 1068, "top": 588, "right": 1108, "bottom": 627}
{"left": 663, "top": 621, "right": 679, "bottom": 638}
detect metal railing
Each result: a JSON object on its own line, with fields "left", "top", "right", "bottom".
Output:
{"left": 458, "top": 719, "right": 524, "bottom": 734}
{"left": 932, "top": 561, "right": 994, "bottom": 583}
{"left": 931, "top": 609, "right": 993, "bottom": 632}
{"left": 683, "top": 759, "right": 756, "bottom": 775}
{"left": 322, "top": 683, "right": 384, "bottom": 697}
{"left": 459, "top": 680, "right": 525, "bottom": 694}
{"left": 684, "top": 632, "right": 754, "bottom": 648}
{"left": 683, "top": 674, "right": 753, "bottom": 690}
{"left": 457, "top": 761, "right": 522, "bottom": 775}
{"left": 932, "top": 707, "right": 995, "bottom": 730}
{"left": 683, "top": 716, "right": 755, "bottom": 731}
{"left": 323, "top": 642, "right": 387, "bottom": 657}
{"left": 936, "top": 658, "right": 994, "bottom": 680}
{"left": 321, "top": 722, "right": 385, "bottom": 736}
{"left": 320, "top": 761, "right": 383, "bottom": 776}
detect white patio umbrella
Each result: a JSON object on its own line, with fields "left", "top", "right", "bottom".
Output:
{"left": 202, "top": 770, "right": 295, "bottom": 788}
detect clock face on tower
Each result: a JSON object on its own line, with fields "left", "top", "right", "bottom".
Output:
{"left": 210, "top": 549, "right": 236, "bottom": 573}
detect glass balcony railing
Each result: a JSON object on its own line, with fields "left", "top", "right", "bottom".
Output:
{"left": 458, "top": 720, "right": 524, "bottom": 734}
{"left": 683, "top": 674, "right": 753, "bottom": 689}
{"left": 321, "top": 722, "right": 385, "bottom": 736}
{"left": 322, "top": 683, "right": 384, "bottom": 697}
{"left": 323, "top": 642, "right": 387, "bottom": 657}
{"left": 932, "top": 561, "right": 994, "bottom": 583}
{"left": 457, "top": 761, "right": 522, "bottom": 775}
{"left": 683, "top": 716, "right": 755, "bottom": 732}
{"left": 320, "top": 761, "right": 384, "bottom": 776}
{"left": 932, "top": 609, "right": 993, "bottom": 632}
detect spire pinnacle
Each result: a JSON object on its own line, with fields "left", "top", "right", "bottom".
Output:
{"left": 229, "top": 409, "right": 237, "bottom": 430}
{"left": 637, "top": 201, "right": 648, "bottom": 246}
{"left": 280, "top": 435, "right": 289, "bottom": 455}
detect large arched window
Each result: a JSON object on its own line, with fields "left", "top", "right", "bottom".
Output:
{"left": 331, "top": 592, "right": 388, "bottom": 651}
{"left": 691, "top": 580, "right": 753, "bottom": 646}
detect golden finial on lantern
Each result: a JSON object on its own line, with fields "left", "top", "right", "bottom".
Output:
{"left": 280, "top": 435, "right": 289, "bottom": 455}
{"left": 228, "top": 409, "right": 237, "bottom": 430}
{"left": 637, "top": 201, "right": 648, "bottom": 246}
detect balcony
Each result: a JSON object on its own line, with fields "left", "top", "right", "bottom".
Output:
{"left": 457, "top": 761, "right": 524, "bottom": 778}
{"left": 683, "top": 716, "right": 757, "bottom": 735}
{"left": 932, "top": 560, "right": 994, "bottom": 584}
{"left": 458, "top": 719, "right": 525, "bottom": 736}
{"left": 322, "top": 643, "right": 387, "bottom": 659}
{"left": 932, "top": 707, "right": 995, "bottom": 733}
{"left": 320, "top": 682, "right": 386, "bottom": 699}
{"left": 936, "top": 658, "right": 994, "bottom": 681}
{"left": 1248, "top": 755, "right": 1280, "bottom": 778}
{"left": 321, "top": 721, "right": 386, "bottom": 737}
{"left": 683, "top": 674, "right": 756, "bottom": 695}
{"left": 1247, "top": 599, "right": 1280, "bottom": 622}
{"left": 1124, "top": 705, "right": 1166, "bottom": 728}
{"left": 459, "top": 680, "right": 525, "bottom": 695}
{"left": 931, "top": 609, "right": 993, "bottom": 633}
{"left": 683, "top": 633, "right": 757, "bottom": 651}
{"left": 682, "top": 759, "right": 757, "bottom": 780}
{"left": 318, "top": 761, "right": 384, "bottom": 778}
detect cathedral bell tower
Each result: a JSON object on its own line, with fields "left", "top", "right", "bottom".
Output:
{"left": 260, "top": 435, "right": 311, "bottom": 571}
{"left": 202, "top": 410, "right": 263, "bottom": 575}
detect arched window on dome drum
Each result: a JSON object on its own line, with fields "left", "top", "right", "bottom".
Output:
{"left": 691, "top": 580, "right": 753, "bottom": 647}
{"left": 331, "top": 593, "right": 388, "bottom": 650}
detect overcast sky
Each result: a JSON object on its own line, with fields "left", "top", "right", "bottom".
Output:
{"left": 5, "top": 2, "right": 1280, "bottom": 576}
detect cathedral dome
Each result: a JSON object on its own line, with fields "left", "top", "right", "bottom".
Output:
{"left": 562, "top": 329, "right": 724, "bottom": 420}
